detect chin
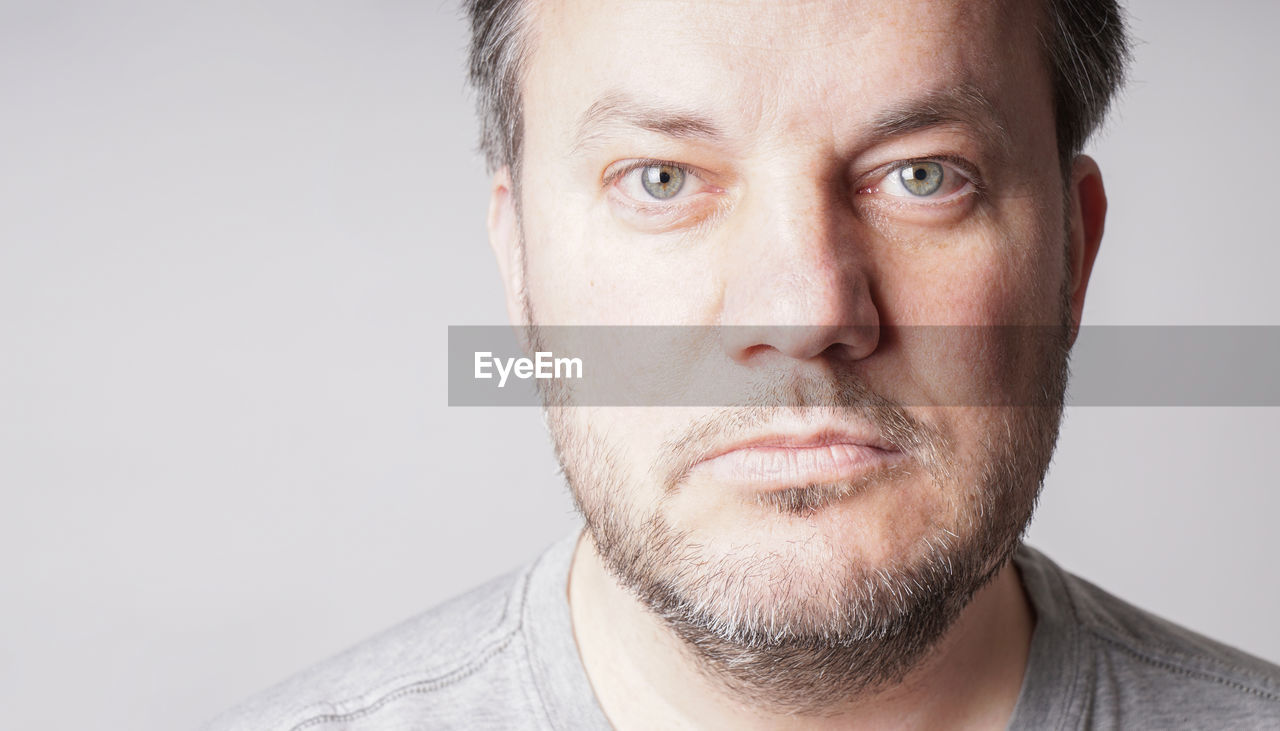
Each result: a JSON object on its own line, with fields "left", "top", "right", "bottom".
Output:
{"left": 670, "top": 469, "right": 961, "bottom": 571}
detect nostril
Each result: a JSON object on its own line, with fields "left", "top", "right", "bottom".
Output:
{"left": 733, "top": 342, "right": 781, "bottom": 365}
{"left": 723, "top": 324, "right": 880, "bottom": 365}
{"left": 817, "top": 326, "right": 880, "bottom": 362}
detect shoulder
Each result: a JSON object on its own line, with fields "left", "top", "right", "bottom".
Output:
{"left": 204, "top": 563, "right": 541, "bottom": 731}
{"left": 1018, "top": 545, "right": 1280, "bottom": 727}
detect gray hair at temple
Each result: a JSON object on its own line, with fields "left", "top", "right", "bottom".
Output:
{"left": 462, "top": 0, "right": 1131, "bottom": 180}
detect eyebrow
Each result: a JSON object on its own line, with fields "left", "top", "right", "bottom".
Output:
{"left": 867, "top": 84, "right": 1013, "bottom": 157}
{"left": 571, "top": 91, "right": 726, "bottom": 155}
{"left": 570, "top": 83, "right": 1013, "bottom": 158}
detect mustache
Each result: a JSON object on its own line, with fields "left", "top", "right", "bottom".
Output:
{"left": 651, "top": 374, "right": 948, "bottom": 495}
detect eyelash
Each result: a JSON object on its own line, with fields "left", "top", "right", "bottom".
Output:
{"left": 603, "top": 158, "right": 696, "bottom": 189}
{"left": 861, "top": 155, "right": 986, "bottom": 201}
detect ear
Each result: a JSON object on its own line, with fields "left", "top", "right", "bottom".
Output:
{"left": 1065, "top": 154, "right": 1106, "bottom": 346}
{"left": 487, "top": 166, "right": 529, "bottom": 329}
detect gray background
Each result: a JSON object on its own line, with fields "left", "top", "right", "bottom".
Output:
{"left": 2, "top": 1, "right": 1277, "bottom": 729}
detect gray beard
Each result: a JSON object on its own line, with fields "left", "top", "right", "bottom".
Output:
{"left": 530, "top": 294, "right": 1072, "bottom": 715}
{"left": 551, "top": 405, "right": 1063, "bottom": 714}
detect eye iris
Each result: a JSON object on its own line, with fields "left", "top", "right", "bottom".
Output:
{"left": 641, "top": 164, "right": 685, "bottom": 199}
{"left": 899, "top": 162, "right": 944, "bottom": 196}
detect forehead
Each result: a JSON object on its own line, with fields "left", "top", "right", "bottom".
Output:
{"left": 523, "top": 0, "right": 1049, "bottom": 153}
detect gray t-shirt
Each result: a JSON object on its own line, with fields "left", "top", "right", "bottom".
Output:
{"left": 207, "top": 534, "right": 1280, "bottom": 730}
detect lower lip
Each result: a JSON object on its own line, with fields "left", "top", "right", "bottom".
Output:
{"left": 693, "top": 443, "right": 904, "bottom": 489}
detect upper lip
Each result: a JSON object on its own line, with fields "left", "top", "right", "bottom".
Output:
{"left": 696, "top": 427, "right": 900, "bottom": 465}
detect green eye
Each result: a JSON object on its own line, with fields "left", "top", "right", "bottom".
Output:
{"left": 640, "top": 164, "right": 685, "bottom": 199}
{"left": 898, "top": 162, "right": 944, "bottom": 196}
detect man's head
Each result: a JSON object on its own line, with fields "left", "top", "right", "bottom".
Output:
{"left": 468, "top": 0, "right": 1126, "bottom": 712}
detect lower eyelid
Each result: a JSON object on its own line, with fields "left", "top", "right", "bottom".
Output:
{"left": 860, "top": 186, "right": 978, "bottom": 213}
{"left": 608, "top": 186, "right": 696, "bottom": 215}
{"left": 606, "top": 187, "right": 726, "bottom": 232}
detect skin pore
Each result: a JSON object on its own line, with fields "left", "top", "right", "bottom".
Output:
{"left": 486, "top": 0, "right": 1107, "bottom": 727}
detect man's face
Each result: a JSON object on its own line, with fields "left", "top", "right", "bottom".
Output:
{"left": 497, "top": 0, "right": 1082, "bottom": 701}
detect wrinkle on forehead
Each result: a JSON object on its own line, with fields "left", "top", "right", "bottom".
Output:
{"left": 527, "top": 0, "right": 1048, "bottom": 166}
{"left": 537, "top": 0, "right": 1019, "bottom": 94}
{"left": 540, "top": 0, "right": 978, "bottom": 50}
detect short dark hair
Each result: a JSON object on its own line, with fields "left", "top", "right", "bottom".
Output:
{"left": 464, "top": 0, "right": 534, "bottom": 178}
{"left": 464, "top": 0, "right": 1131, "bottom": 177}
{"left": 1039, "top": 0, "right": 1131, "bottom": 170}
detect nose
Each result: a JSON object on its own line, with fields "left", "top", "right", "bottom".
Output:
{"left": 719, "top": 178, "right": 881, "bottom": 364}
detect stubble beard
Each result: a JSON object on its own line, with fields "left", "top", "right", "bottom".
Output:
{"left": 529, "top": 279, "right": 1073, "bottom": 716}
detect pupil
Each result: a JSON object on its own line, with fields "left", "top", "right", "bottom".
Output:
{"left": 659, "top": 171, "right": 671, "bottom": 184}
{"left": 913, "top": 167, "right": 928, "bottom": 181}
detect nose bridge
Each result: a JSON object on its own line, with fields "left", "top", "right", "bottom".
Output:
{"left": 772, "top": 181, "right": 854, "bottom": 316}
{"left": 719, "top": 163, "right": 880, "bottom": 362}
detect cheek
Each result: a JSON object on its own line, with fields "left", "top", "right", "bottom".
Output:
{"left": 865, "top": 210, "right": 1068, "bottom": 405}
{"left": 872, "top": 197, "right": 1066, "bottom": 327}
{"left": 519, "top": 185, "right": 596, "bottom": 323}
{"left": 522, "top": 204, "right": 724, "bottom": 326}
{"left": 517, "top": 142, "right": 723, "bottom": 325}
{"left": 552, "top": 405, "right": 694, "bottom": 500}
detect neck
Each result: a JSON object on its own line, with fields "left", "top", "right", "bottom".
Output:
{"left": 568, "top": 532, "right": 1035, "bottom": 731}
